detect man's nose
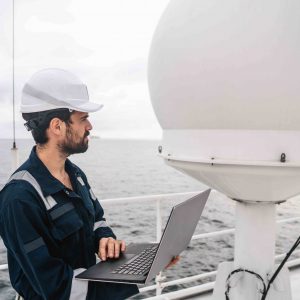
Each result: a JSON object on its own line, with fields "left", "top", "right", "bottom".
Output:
{"left": 86, "top": 120, "right": 93, "bottom": 131}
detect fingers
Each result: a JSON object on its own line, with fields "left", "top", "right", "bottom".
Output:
{"left": 108, "top": 238, "right": 115, "bottom": 258}
{"left": 99, "top": 238, "right": 108, "bottom": 261}
{"left": 172, "top": 255, "right": 180, "bottom": 265}
{"left": 98, "top": 238, "right": 126, "bottom": 261}
{"left": 165, "top": 256, "right": 180, "bottom": 269}
{"left": 114, "top": 239, "right": 120, "bottom": 258}
{"left": 121, "top": 240, "right": 126, "bottom": 252}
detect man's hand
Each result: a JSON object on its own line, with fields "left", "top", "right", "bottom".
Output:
{"left": 98, "top": 237, "right": 126, "bottom": 261}
{"left": 165, "top": 256, "right": 180, "bottom": 269}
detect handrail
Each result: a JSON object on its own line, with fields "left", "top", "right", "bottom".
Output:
{"left": 0, "top": 191, "right": 299, "bottom": 299}
{"left": 143, "top": 282, "right": 216, "bottom": 300}
{"left": 140, "top": 271, "right": 217, "bottom": 293}
{"left": 0, "top": 264, "right": 8, "bottom": 271}
{"left": 192, "top": 216, "right": 300, "bottom": 240}
{"left": 101, "top": 191, "right": 201, "bottom": 205}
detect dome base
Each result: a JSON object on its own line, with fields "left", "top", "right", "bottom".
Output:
{"left": 164, "top": 156, "right": 300, "bottom": 202}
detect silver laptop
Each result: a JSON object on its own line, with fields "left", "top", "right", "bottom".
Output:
{"left": 76, "top": 189, "right": 210, "bottom": 284}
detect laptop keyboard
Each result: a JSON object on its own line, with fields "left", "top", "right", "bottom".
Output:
{"left": 111, "top": 245, "right": 158, "bottom": 276}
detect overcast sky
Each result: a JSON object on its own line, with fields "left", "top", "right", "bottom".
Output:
{"left": 0, "top": 0, "right": 169, "bottom": 139}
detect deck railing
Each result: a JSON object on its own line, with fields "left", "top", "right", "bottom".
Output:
{"left": 0, "top": 190, "right": 300, "bottom": 299}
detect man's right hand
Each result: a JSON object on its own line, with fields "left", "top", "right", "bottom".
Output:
{"left": 98, "top": 237, "right": 126, "bottom": 261}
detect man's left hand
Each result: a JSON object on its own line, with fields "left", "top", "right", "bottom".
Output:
{"left": 98, "top": 237, "right": 126, "bottom": 261}
{"left": 165, "top": 256, "right": 180, "bottom": 269}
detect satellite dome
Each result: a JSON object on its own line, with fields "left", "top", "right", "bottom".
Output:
{"left": 148, "top": 0, "right": 300, "bottom": 202}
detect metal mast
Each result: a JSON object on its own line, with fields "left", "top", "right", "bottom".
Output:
{"left": 11, "top": 0, "right": 19, "bottom": 172}
{"left": 12, "top": 0, "right": 16, "bottom": 150}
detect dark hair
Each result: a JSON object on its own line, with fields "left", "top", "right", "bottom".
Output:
{"left": 22, "top": 108, "right": 74, "bottom": 145}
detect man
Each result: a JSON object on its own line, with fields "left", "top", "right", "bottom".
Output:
{"left": 0, "top": 68, "right": 139, "bottom": 299}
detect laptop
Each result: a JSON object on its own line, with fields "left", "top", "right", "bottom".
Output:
{"left": 76, "top": 189, "right": 211, "bottom": 284}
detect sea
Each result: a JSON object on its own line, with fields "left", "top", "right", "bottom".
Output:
{"left": 0, "top": 138, "right": 299, "bottom": 299}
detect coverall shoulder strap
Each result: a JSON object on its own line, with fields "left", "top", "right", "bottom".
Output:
{"left": 7, "top": 170, "right": 57, "bottom": 210}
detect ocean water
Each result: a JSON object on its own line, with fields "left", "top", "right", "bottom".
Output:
{"left": 0, "top": 138, "right": 300, "bottom": 299}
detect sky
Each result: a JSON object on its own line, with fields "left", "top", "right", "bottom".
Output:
{"left": 0, "top": 0, "right": 170, "bottom": 139}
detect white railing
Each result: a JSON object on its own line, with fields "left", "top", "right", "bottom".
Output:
{"left": 0, "top": 190, "right": 300, "bottom": 300}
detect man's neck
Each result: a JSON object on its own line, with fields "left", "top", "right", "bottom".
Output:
{"left": 36, "top": 143, "right": 68, "bottom": 179}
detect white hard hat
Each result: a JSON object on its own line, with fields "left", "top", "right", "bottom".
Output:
{"left": 21, "top": 68, "right": 103, "bottom": 113}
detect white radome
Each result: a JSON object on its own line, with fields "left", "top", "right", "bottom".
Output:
{"left": 148, "top": 0, "right": 300, "bottom": 202}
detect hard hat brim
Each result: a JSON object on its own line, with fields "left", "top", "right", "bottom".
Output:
{"left": 68, "top": 101, "right": 104, "bottom": 113}
{"left": 20, "top": 101, "right": 104, "bottom": 113}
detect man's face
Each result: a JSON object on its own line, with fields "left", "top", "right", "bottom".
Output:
{"left": 59, "top": 111, "right": 93, "bottom": 155}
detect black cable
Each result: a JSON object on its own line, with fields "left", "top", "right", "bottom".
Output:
{"left": 225, "top": 268, "right": 266, "bottom": 300}
{"left": 261, "top": 235, "right": 300, "bottom": 300}
{"left": 225, "top": 235, "right": 300, "bottom": 300}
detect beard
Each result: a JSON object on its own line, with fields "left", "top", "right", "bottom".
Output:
{"left": 58, "top": 126, "right": 89, "bottom": 156}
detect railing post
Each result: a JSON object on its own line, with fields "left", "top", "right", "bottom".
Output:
{"left": 156, "top": 198, "right": 162, "bottom": 243}
{"left": 155, "top": 198, "right": 163, "bottom": 295}
{"left": 11, "top": 143, "right": 19, "bottom": 172}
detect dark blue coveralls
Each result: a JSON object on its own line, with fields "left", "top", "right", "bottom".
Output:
{"left": 0, "top": 147, "right": 139, "bottom": 300}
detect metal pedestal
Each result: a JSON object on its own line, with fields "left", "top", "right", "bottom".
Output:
{"left": 212, "top": 201, "right": 292, "bottom": 300}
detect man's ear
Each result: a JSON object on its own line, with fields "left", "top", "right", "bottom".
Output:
{"left": 48, "top": 118, "right": 65, "bottom": 137}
